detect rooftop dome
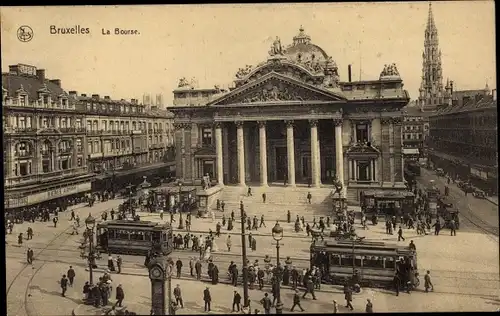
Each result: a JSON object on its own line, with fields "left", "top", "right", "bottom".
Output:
{"left": 284, "top": 26, "right": 329, "bottom": 61}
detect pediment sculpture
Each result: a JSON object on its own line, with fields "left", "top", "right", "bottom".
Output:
{"left": 241, "top": 84, "right": 321, "bottom": 103}
{"left": 380, "top": 63, "right": 400, "bottom": 77}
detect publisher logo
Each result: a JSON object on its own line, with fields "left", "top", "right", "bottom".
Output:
{"left": 17, "top": 25, "right": 34, "bottom": 42}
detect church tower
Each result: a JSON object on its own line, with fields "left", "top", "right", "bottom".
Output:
{"left": 418, "top": 3, "right": 446, "bottom": 111}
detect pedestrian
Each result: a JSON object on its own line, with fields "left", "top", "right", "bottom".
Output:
{"left": 27, "top": 248, "right": 34, "bottom": 264}
{"left": 115, "top": 284, "right": 125, "bottom": 307}
{"left": 307, "top": 192, "right": 312, "bottom": 204}
{"left": 108, "top": 253, "right": 116, "bottom": 272}
{"left": 174, "top": 284, "right": 184, "bottom": 308}
{"left": 260, "top": 293, "right": 272, "bottom": 314}
{"left": 71, "top": 210, "right": 75, "bottom": 221}
{"left": 302, "top": 276, "right": 317, "bottom": 300}
{"left": 247, "top": 187, "right": 252, "bottom": 196}
{"left": 232, "top": 290, "right": 242, "bottom": 312}
{"left": 18, "top": 233, "right": 23, "bottom": 246}
{"left": 393, "top": 273, "right": 401, "bottom": 296}
{"left": 262, "top": 192, "right": 266, "bottom": 203}
{"left": 424, "top": 270, "right": 434, "bottom": 293}
{"left": 344, "top": 285, "right": 354, "bottom": 310}
{"left": 159, "top": 209, "right": 164, "bottom": 220}
{"left": 287, "top": 210, "right": 291, "bottom": 223}
{"left": 189, "top": 257, "right": 194, "bottom": 277}
{"left": 176, "top": 258, "right": 183, "bottom": 278}
{"left": 27, "top": 227, "right": 33, "bottom": 240}
{"left": 259, "top": 215, "right": 266, "bottom": 228}
{"left": 226, "top": 235, "right": 232, "bottom": 252}
{"left": 290, "top": 289, "right": 305, "bottom": 312}
{"left": 67, "top": 266, "right": 76, "bottom": 286}
{"left": 116, "top": 256, "right": 122, "bottom": 274}
{"left": 366, "top": 299, "right": 373, "bottom": 313}
{"left": 257, "top": 267, "right": 265, "bottom": 290}
{"left": 203, "top": 287, "right": 211, "bottom": 312}
{"left": 432, "top": 220, "right": 441, "bottom": 235}
{"left": 409, "top": 240, "right": 416, "bottom": 251}
{"left": 450, "top": 219, "right": 457, "bottom": 236}
{"left": 60, "top": 274, "right": 69, "bottom": 297}
{"left": 397, "top": 226, "right": 405, "bottom": 241}
{"left": 53, "top": 216, "right": 58, "bottom": 228}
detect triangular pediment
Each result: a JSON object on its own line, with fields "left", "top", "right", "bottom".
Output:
{"left": 193, "top": 146, "right": 216, "bottom": 156}
{"left": 208, "top": 72, "right": 346, "bottom": 106}
{"left": 346, "top": 143, "right": 380, "bottom": 156}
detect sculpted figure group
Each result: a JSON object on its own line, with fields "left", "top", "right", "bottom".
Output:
{"left": 381, "top": 63, "right": 400, "bottom": 77}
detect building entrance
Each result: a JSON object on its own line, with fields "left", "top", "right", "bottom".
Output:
{"left": 275, "top": 147, "right": 287, "bottom": 181}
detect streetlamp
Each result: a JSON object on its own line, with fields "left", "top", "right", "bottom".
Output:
{"left": 85, "top": 213, "right": 96, "bottom": 285}
{"left": 166, "top": 261, "right": 174, "bottom": 315}
{"left": 177, "top": 180, "right": 184, "bottom": 229}
{"left": 272, "top": 221, "right": 284, "bottom": 314}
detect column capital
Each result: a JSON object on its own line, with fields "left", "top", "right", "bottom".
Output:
{"left": 285, "top": 120, "right": 294, "bottom": 128}
{"left": 392, "top": 117, "right": 403, "bottom": 125}
{"left": 235, "top": 121, "right": 244, "bottom": 128}
{"left": 214, "top": 122, "right": 223, "bottom": 129}
{"left": 380, "top": 117, "right": 393, "bottom": 125}
{"left": 257, "top": 120, "right": 267, "bottom": 128}
{"left": 173, "top": 123, "right": 190, "bottom": 130}
{"left": 309, "top": 119, "right": 318, "bottom": 127}
{"left": 333, "top": 119, "right": 343, "bottom": 126}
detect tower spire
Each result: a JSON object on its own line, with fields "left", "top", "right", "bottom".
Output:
{"left": 418, "top": 2, "right": 444, "bottom": 112}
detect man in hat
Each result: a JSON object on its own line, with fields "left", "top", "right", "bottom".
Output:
{"left": 203, "top": 287, "right": 211, "bottom": 312}
{"left": 290, "top": 289, "right": 305, "bottom": 312}
{"left": 174, "top": 284, "right": 184, "bottom": 308}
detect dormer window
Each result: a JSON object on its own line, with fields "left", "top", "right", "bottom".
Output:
{"left": 20, "top": 95, "right": 27, "bottom": 106}
{"left": 120, "top": 105, "right": 124, "bottom": 112}
{"left": 101, "top": 103, "right": 106, "bottom": 111}
{"left": 61, "top": 98, "right": 68, "bottom": 108}
{"left": 132, "top": 107, "right": 136, "bottom": 113}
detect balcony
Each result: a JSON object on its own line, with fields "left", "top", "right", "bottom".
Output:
{"left": 59, "top": 148, "right": 73, "bottom": 154}
{"left": 15, "top": 151, "right": 34, "bottom": 158}
{"left": 5, "top": 166, "right": 89, "bottom": 187}
{"left": 59, "top": 127, "right": 86, "bottom": 134}
{"left": 149, "top": 143, "right": 165, "bottom": 150}
{"left": 133, "top": 147, "right": 148, "bottom": 154}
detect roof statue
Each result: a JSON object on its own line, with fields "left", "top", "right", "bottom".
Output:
{"left": 235, "top": 64, "right": 253, "bottom": 79}
{"left": 380, "top": 63, "right": 400, "bottom": 79}
{"left": 269, "top": 36, "right": 284, "bottom": 56}
{"left": 178, "top": 77, "right": 190, "bottom": 88}
{"left": 190, "top": 77, "right": 199, "bottom": 89}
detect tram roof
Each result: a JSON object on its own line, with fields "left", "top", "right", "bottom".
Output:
{"left": 97, "top": 220, "right": 172, "bottom": 229}
{"left": 311, "top": 238, "right": 413, "bottom": 254}
{"left": 362, "top": 190, "right": 414, "bottom": 198}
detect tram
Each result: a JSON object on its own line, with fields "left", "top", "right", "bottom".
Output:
{"left": 310, "top": 239, "right": 417, "bottom": 288}
{"left": 95, "top": 220, "right": 173, "bottom": 256}
{"left": 360, "top": 190, "right": 415, "bottom": 217}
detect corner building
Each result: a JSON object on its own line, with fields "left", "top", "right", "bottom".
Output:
{"left": 2, "top": 64, "right": 92, "bottom": 210}
{"left": 170, "top": 28, "right": 409, "bottom": 201}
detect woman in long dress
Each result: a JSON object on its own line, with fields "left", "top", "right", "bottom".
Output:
{"left": 108, "top": 254, "right": 116, "bottom": 272}
{"left": 203, "top": 246, "right": 212, "bottom": 261}
{"left": 211, "top": 237, "right": 219, "bottom": 253}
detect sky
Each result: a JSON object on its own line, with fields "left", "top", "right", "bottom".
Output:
{"left": 1, "top": 2, "right": 496, "bottom": 105}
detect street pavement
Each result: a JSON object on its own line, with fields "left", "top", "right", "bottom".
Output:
{"left": 6, "top": 186, "right": 500, "bottom": 315}
{"left": 6, "top": 199, "right": 124, "bottom": 316}
{"left": 418, "top": 168, "right": 499, "bottom": 238}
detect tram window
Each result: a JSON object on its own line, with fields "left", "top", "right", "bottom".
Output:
{"left": 107, "top": 229, "right": 115, "bottom": 239}
{"left": 116, "top": 230, "right": 129, "bottom": 240}
{"left": 364, "top": 256, "right": 384, "bottom": 269}
{"left": 162, "top": 233, "right": 167, "bottom": 242}
{"left": 354, "top": 255, "right": 363, "bottom": 267}
{"left": 342, "top": 255, "right": 354, "bottom": 267}
{"left": 144, "top": 232, "right": 152, "bottom": 241}
{"left": 385, "top": 257, "right": 396, "bottom": 269}
{"left": 330, "top": 254, "right": 341, "bottom": 266}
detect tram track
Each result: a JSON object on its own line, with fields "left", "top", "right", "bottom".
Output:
{"left": 6, "top": 206, "right": 115, "bottom": 316}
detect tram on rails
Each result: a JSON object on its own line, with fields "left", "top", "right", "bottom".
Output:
{"left": 310, "top": 239, "right": 418, "bottom": 288}
{"left": 95, "top": 220, "right": 173, "bottom": 256}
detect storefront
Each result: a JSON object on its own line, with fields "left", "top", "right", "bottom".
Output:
{"left": 5, "top": 181, "right": 92, "bottom": 209}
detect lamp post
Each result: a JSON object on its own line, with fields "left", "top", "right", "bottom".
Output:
{"left": 272, "top": 221, "right": 284, "bottom": 314}
{"left": 85, "top": 213, "right": 96, "bottom": 285}
{"left": 177, "top": 180, "right": 184, "bottom": 229}
{"left": 166, "top": 261, "right": 174, "bottom": 315}
{"left": 240, "top": 205, "right": 250, "bottom": 308}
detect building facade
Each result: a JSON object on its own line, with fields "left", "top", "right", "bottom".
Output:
{"left": 73, "top": 93, "right": 174, "bottom": 174}
{"left": 2, "top": 64, "right": 92, "bottom": 210}
{"left": 170, "top": 27, "right": 410, "bottom": 201}
{"left": 402, "top": 105, "right": 429, "bottom": 161}
{"left": 428, "top": 89, "right": 497, "bottom": 194}
{"left": 417, "top": 3, "right": 452, "bottom": 112}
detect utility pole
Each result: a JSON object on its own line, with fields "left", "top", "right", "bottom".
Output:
{"left": 240, "top": 204, "right": 249, "bottom": 307}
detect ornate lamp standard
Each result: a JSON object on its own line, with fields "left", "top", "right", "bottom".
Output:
{"left": 177, "top": 180, "right": 184, "bottom": 229}
{"left": 272, "top": 221, "right": 284, "bottom": 314}
{"left": 332, "top": 176, "right": 345, "bottom": 217}
{"left": 84, "top": 213, "right": 96, "bottom": 285}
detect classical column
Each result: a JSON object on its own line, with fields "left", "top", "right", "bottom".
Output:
{"left": 258, "top": 121, "right": 268, "bottom": 187}
{"left": 236, "top": 121, "right": 246, "bottom": 186}
{"left": 309, "top": 120, "right": 320, "bottom": 187}
{"left": 215, "top": 123, "right": 224, "bottom": 186}
{"left": 389, "top": 121, "right": 395, "bottom": 184}
{"left": 334, "top": 119, "right": 345, "bottom": 197}
{"left": 285, "top": 120, "right": 296, "bottom": 187}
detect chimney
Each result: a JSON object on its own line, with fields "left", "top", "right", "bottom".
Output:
{"left": 36, "top": 69, "right": 45, "bottom": 82}
{"left": 348, "top": 65, "right": 352, "bottom": 82}
{"left": 49, "top": 79, "right": 61, "bottom": 87}
{"left": 104, "top": 96, "right": 111, "bottom": 100}
{"left": 120, "top": 99, "right": 126, "bottom": 102}
{"left": 92, "top": 94, "right": 100, "bottom": 100}
{"left": 68, "top": 91, "right": 78, "bottom": 97}
{"left": 492, "top": 89, "right": 497, "bottom": 101}
{"left": 450, "top": 80, "right": 454, "bottom": 96}
{"left": 81, "top": 94, "right": 87, "bottom": 97}
{"left": 9, "top": 65, "right": 19, "bottom": 74}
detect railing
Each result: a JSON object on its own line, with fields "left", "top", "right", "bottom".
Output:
{"left": 59, "top": 148, "right": 73, "bottom": 154}
{"left": 5, "top": 166, "right": 89, "bottom": 187}
{"left": 59, "top": 127, "right": 86, "bottom": 133}
{"left": 149, "top": 143, "right": 165, "bottom": 149}
{"left": 15, "top": 151, "right": 34, "bottom": 158}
